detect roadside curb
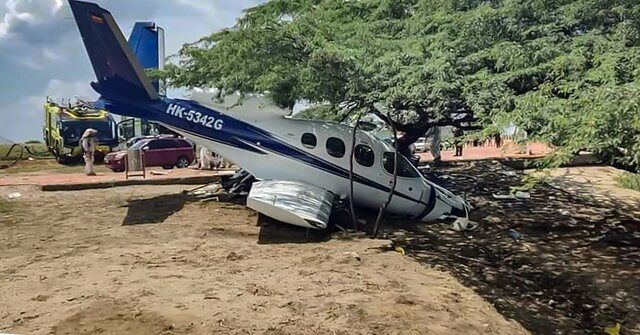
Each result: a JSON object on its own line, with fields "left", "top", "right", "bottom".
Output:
{"left": 41, "top": 175, "right": 226, "bottom": 191}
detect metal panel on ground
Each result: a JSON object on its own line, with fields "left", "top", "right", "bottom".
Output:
{"left": 247, "top": 180, "right": 335, "bottom": 229}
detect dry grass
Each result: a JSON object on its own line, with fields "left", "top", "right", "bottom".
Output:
{"left": 0, "top": 143, "right": 51, "bottom": 159}
{"left": 615, "top": 171, "right": 640, "bottom": 192}
{"left": 0, "top": 159, "right": 112, "bottom": 175}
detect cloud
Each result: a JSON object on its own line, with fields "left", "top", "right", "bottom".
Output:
{"left": 0, "top": 79, "right": 98, "bottom": 142}
{"left": 0, "top": 0, "right": 264, "bottom": 142}
{"left": 0, "top": 0, "right": 75, "bottom": 69}
{"left": 0, "top": 0, "right": 67, "bottom": 43}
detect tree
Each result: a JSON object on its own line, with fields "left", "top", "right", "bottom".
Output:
{"left": 161, "top": 0, "right": 640, "bottom": 168}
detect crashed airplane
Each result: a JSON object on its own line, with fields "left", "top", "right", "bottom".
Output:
{"left": 68, "top": 0, "right": 470, "bottom": 230}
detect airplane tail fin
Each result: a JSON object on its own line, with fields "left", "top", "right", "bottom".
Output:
{"left": 68, "top": 0, "right": 159, "bottom": 102}
{"left": 128, "top": 22, "right": 165, "bottom": 92}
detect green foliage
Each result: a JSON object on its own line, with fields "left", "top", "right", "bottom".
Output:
{"left": 163, "top": 0, "right": 640, "bottom": 168}
{"left": 615, "top": 172, "right": 640, "bottom": 191}
{"left": 295, "top": 105, "right": 345, "bottom": 121}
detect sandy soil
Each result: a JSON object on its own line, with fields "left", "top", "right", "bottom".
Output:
{"left": 531, "top": 165, "right": 640, "bottom": 207}
{"left": 0, "top": 184, "right": 527, "bottom": 335}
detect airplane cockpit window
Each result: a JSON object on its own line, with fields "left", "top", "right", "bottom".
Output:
{"left": 326, "top": 137, "right": 346, "bottom": 158}
{"left": 382, "top": 152, "right": 420, "bottom": 178}
{"left": 354, "top": 144, "right": 374, "bottom": 167}
{"left": 301, "top": 133, "right": 317, "bottom": 148}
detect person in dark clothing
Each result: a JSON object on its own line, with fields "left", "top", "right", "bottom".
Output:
{"left": 495, "top": 133, "right": 502, "bottom": 148}
{"left": 453, "top": 127, "right": 464, "bottom": 157}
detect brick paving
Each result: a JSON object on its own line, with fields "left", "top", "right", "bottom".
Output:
{"left": 417, "top": 141, "right": 550, "bottom": 162}
{"left": 0, "top": 167, "right": 234, "bottom": 188}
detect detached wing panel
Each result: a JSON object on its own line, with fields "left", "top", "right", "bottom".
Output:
{"left": 247, "top": 180, "right": 335, "bottom": 229}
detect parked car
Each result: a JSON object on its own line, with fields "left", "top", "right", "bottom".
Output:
{"left": 125, "top": 134, "right": 172, "bottom": 148}
{"left": 414, "top": 137, "right": 428, "bottom": 152}
{"left": 124, "top": 134, "right": 196, "bottom": 148}
{"left": 104, "top": 137, "right": 195, "bottom": 172}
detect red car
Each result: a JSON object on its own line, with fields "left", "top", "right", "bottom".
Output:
{"left": 104, "top": 138, "right": 195, "bottom": 172}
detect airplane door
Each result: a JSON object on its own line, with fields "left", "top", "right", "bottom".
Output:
{"left": 380, "top": 152, "right": 425, "bottom": 212}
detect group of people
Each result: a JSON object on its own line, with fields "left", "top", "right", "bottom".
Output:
{"left": 409, "top": 127, "right": 503, "bottom": 161}
{"left": 453, "top": 129, "right": 503, "bottom": 157}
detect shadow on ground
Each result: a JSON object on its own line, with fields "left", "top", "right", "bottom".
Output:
{"left": 257, "top": 213, "right": 333, "bottom": 244}
{"left": 383, "top": 161, "right": 639, "bottom": 335}
{"left": 122, "top": 193, "right": 192, "bottom": 225}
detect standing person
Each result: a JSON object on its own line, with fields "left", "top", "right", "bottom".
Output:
{"left": 426, "top": 126, "right": 442, "bottom": 163}
{"left": 495, "top": 133, "right": 502, "bottom": 148}
{"left": 453, "top": 127, "right": 464, "bottom": 157}
{"left": 199, "top": 146, "right": 213, "bottom": 170}
{"left": 81, "top": 128, "right": 98, "bottom": 176}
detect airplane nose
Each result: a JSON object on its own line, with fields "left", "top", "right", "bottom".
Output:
{"left": 419, "top": 182, "right": 470, "bottom": 222}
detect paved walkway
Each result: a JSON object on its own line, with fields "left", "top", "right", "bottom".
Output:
{"left": 417, "top": 141, "right": 550, "bottom": 162}
{"left": 0, "top": 168, "right": 235, "bottom": 191}
{"left": 1, "top": 141, "right": 551, "bottom": 190}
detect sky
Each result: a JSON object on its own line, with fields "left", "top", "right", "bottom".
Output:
{"left": 0, "top": 0, "right": 263, "bottom": 142}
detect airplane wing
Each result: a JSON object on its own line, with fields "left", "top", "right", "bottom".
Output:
{"left": 247, "top": 180, "right": 335, "bottom": 229}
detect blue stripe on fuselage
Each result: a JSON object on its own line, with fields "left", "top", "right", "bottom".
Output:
{"left": 98, "top": 97, "right": 432, "bottom": 209}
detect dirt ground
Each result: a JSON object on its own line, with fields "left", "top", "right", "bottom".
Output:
{"left": 0, "top": 184, "right": 527, "bottom": 335}
{"left": 389, "top": 161, "right": 639, "bottom": 335}
{"left": 533, "top": 165, "right": 640, "bottom": 204}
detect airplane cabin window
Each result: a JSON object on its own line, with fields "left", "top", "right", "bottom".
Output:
{"left": 382, "top": 152, "right": 420, "bottom": 178}
{"left": 326, "top": 137, "right": 346, "bottom": 158}
{"left": 301, "top": 133, "right": 317, "bottom": 148}
{"left": 354, "top": 144, "right": 375, "bottom": 167}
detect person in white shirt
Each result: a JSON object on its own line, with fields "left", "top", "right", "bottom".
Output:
{"left": 425, "top": 127, "right": 442, "bottom": 163}
{"left": 81, "top": 128, "right": 98, "bottom": 176}
{"left": 199, "top": 146, "right": 212, "bottom": 170}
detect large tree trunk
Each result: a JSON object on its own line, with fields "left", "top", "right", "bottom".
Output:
{"left": 372, "top": 109, "right": 433, "bottom": 156}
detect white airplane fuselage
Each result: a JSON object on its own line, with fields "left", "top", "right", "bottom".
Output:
{"left": 157, "top": 92, "right": 468, "bottom": 222}
{"left": 68, "top": 0, "right": 469, "bottom": 226}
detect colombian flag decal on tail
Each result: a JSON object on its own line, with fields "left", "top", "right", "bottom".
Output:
{"left": 90, "top": 14, "right": 103, "bottom": 24}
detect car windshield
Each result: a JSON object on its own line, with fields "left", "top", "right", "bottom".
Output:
{"left": 61, "top": 120, "right": 115, "bottom": 142}
{"left": 129, "top": 140, "right": 149, "bottom": 150}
